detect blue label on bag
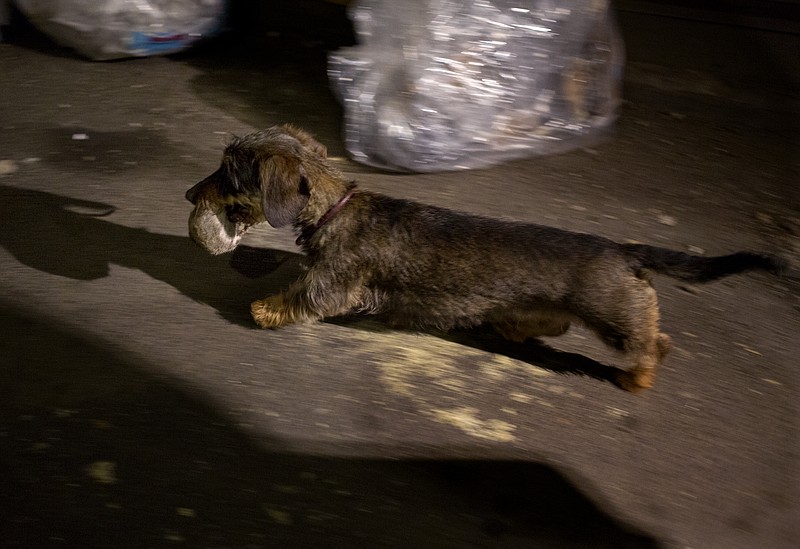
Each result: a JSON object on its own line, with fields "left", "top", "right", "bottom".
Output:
{"left": 130, "top": 31, "right": 192, "bottom": 54}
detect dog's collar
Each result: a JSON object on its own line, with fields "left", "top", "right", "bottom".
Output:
{"left": 296, "top": 186, "right": 357, "bottom": 246}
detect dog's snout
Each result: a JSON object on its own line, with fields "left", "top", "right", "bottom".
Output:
{"left": 186, "top": 170, "right": 220, "bottom": 204}
{"left": 185, "top": 182, "right": 201, "bottom": 204}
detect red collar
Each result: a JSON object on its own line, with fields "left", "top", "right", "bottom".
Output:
{"left": 296, "top": 187, "right": 357, "bottom": 246}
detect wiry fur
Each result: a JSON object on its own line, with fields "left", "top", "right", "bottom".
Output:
{"left": 186, "top": 124, "right": 787, "bottom": 392}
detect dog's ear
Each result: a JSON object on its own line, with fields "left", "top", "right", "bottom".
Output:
{"left": 258, "top": 154, "right": 310, "bottom": 228}
{"left": 279, "top": 124, "right": 328, "bottom": 158}
{"left": 305, "top": 139, "right": 327, "bottom": 159}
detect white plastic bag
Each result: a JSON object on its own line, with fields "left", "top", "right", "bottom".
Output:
{"left": 14, "top": 0, "right": 226, "bottom": 60}
{"left": 329, "top": 0, "right": 624, "bottom": 172}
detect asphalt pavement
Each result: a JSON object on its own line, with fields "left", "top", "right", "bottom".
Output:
{"left": 1, "top": 3, "right": 798, "bottom": 548}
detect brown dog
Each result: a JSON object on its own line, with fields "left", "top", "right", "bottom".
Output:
{"left": 186, "top": 124, "right": 785, "bottom": 391}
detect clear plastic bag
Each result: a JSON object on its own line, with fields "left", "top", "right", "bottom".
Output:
{"left": 329, "top": 0, "right": 624, "bottom": 172}
{"left": 14, "top": 0, "right": 226, "bottom": 60}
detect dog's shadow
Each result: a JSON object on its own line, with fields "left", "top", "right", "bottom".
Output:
{"left": 0, "top": 184, "right": 625, "bottom": 388}
{"left": 0, "top": 184, "right": 297, "bottom": 326}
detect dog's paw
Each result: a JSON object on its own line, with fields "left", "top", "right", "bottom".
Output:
{"left": 616, "top": 369, "right": 655, "bottom": 393}
{"left": 250, "top": 295, "right": 288, "bottom": 329}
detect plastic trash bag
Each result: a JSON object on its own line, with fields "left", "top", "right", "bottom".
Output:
{"left": 14, "top": 0, "right": 226, "bottom": 60}
{"left": 329, "top": 0, "right": 624, "bottom": 172}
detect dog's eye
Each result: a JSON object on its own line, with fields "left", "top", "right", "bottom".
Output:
{"left": 226, "top": 204, "right": 250, "bottom": 224}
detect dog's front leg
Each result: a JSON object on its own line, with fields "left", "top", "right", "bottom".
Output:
{"left": 251, "top": 293, "right": 292, "bottom": 329}
{"left": 251, "top": 267, "right": 368, "bottom": 329}
{"left": 250, "top": 282, "right": 319, "bottom": 329}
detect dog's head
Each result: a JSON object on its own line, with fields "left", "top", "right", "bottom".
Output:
{"left": 185, "top": 124, "right": 328, "bottom": 254}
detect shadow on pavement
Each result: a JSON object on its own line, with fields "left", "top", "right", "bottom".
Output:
{"left": 0, "top": 183, "right": 298, "bottom": 326}
{"left": 0, "top": 184, "right": 626, "bottom": 388}
{"left": 0, "top": 302, "right": 660, "bottom": 548}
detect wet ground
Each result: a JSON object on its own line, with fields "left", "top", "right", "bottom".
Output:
{"left": 1, "top": 2, "right": 798, "bottom": 548}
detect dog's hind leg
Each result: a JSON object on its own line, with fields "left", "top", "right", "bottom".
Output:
{"left": 617, "top": 285, "right": 672, "bottom": 392}
{"left": 493, "top": 310, "right": 572, "bottom": 342}
{"left": 616, "top": 331, "right": 672, "bottom": 392}
{"left": 576, "top": 277, "right": 671, "bottom": 391}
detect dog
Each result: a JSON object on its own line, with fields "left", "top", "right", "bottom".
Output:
{"left": 185, "top": 124, "right": 786, "bottom": 392}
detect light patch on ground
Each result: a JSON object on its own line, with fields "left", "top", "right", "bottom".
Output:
{"left": 510, "top": 391, "right": 532, "bottom": 403}
{"left": 344, "top": 331, "right": 558, "bottom": 441}
{"left": 263, "top": 505, "right": 293, "bottom": 525}
{"left": 605, "top": 406, "right": 629, "bottom": 419}
{"left": 481, "top": 352, "right": 550, "bottom": 380}
{"left": 86, "top": 461, "right": 117, "bottom": 485}
{"left": 0, "top": 159, "right": 19, "bottom": 175}
{"left": 431, "top": 407, "right": 516, "bottom": 442}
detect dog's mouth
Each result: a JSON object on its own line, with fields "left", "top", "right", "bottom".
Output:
{"left": 224, "top": 204, "right": 244, "bottom": 223}
{"left": 188, "top": 205, "right": 248, "bottom": 255}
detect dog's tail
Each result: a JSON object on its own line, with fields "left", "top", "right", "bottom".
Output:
{"left": 622, "top": 243, "right": 787, "bottom": 283}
